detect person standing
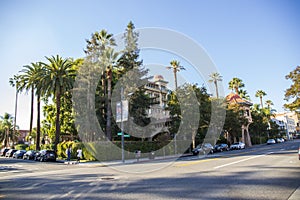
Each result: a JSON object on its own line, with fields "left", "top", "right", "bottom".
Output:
{"left": 76, "top": 148, "right": 82, "bottom": 163}
{"left": 66, "top": 147, "right": 71, "bottom": 162}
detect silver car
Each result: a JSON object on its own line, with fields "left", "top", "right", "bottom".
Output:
{"left": 230, "top": 142, "right": 245, "bottom": 150}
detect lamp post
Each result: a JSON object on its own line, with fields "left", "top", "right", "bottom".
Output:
{"left": 121, "top": 87, "right": 125, "bottom": 163}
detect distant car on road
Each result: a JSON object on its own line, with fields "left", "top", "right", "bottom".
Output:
{"left": 276, "top": 138, "right": 284, "bottom": 143}
{"left": 230, "top": 142, "right": 245, "bottom": 150}
{"left": 23, "top": 150, "right": 37, "bottom": 160}
{"left": 0, "top": 148, "right": 10, "bottom": 156}
{"left": 192, "top": 143, "right": 214, "bottom": 155}
{"left": 12, "top": 150, "right": 27, "bottom": 159}
{"left": 5, "top": 149, "right": 17, "bottom": 157}
{"left": 214, "top": 143, "right": 229, "bottom": 152}
{"left": 267, "top": 139, "right": 276, "bottom": 145}
{"left": 35, "top": 150, "right": 56, "bottom": 162}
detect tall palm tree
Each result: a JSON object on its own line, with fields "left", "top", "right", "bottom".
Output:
{"left": 228, "top": 77, "right": 245, "bottom": 94}
{"left": 40, "top": 55, "right": 76, "bottom": 152}
{"left": 265, "top": 100, "right": 273, "bottom": 110}
{"left": 167, "top": 60, "right": 185, "bottom": 90}
{"left": 208, "top": 72, "right": 222, "bottom": 98}
{"left": 255, "top": 90, "right": 267, "bottom": 108}
{"left": 9, "top": 74, "right": 21, "bottom": 141}
{"left": 19, "top": 63, "right": 44, "bottom": 150}
{"left": 104, "top": 48, "right": 119, "bottom": 140}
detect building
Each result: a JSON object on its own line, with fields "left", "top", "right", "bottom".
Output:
{"left": 144, "top": 75, "right": 171, "bottom": 138}
{"left": 226, "top": 93, "right": 253, "bottom": 146}
{"left": 271, "top": 112, "right": 299, "bottom": 139}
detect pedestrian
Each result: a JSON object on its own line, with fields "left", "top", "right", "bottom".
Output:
{"left": 76, "top": 148, "right": 82, "bottom": 163}
{"left": 66, "top": 147, "right": 71, "bottom": 162}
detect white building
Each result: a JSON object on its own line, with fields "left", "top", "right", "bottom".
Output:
{"left": 271, "top": 112, "right": 299, "bottom": 139}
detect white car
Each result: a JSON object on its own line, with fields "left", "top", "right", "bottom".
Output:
{"left": 230, "top": 142, "right": 245, "bottom": 150}
{"left": 267, "top": 139, "right": 276, "bottom": 145}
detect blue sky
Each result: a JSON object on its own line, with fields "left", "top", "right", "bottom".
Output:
{"left": 0, "top": 0, "right": 299, "bottom": 129}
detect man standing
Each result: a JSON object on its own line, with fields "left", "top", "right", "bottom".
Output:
{"left": 76, "top": 148, "right": 82, "bottom": 163}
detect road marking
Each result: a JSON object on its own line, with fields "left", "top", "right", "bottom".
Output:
{"left": 175, "top": 158, "right": 218, "bottom": 167}
{"left": 214, "top": 153, "right": 273, "bottom": 169}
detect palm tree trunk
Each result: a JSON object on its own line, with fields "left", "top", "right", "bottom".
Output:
{"left": 36, "top": 94, "right": 41, "bottom": 151}
{"left": 260, "top": 97, "right": 263, "bottom": 108}
{"left": 106, "top": 69, "right": 112, "bottom": 140}
{"left": 13, "top": 89, "right": 18, "bottom": 141}
{"left": 29, "top": 86, "right": 34, "bottom": 135}
{"left": 54, "top": 90, "right": 61, "bottom": 152}
{"left": 214, "top": 81, "right": 219, "bottom": 98}
{"left": 173, "top": 69, "right": 178, "bottom": 90}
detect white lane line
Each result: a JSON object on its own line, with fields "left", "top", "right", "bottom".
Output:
{"left": 214, "top": 152, "right": 273, "bottom": 169}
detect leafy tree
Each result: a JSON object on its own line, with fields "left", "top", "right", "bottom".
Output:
{"left": 229, "top": 77, "right": 245, "bottom": 94}
{"left": 209, "top": 72, "right": 222, "bottom": 98}
{"left": 255, "top": 90, "right": 267, "bottom": 108}
{"left": 284, "top": 66, "right": 300, "bottom": 112}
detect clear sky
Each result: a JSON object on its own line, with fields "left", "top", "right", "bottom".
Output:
{"left": 0, "top": 0, "right": 299, "bottom": 130}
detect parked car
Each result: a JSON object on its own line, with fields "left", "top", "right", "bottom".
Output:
{"left": 276, "top": 138, "right": 284, "bottom": 143}
{"left": 5, "top": 149, "right": 17, "bottom": 157}
{"left": 23, "top": 150, "right": 37, "bottom": 160}
{"left": 267, "top": 139, "right": 276, "bottom": 145}
{"left": 298, "top": 146, "right": 300, "bottom": 160}
{"left": 230, "top": 142, "right": 245, "bottom": 150}
{"left": 214, "top": 143, "right": 229, "bottom": 152}
{"left": 12, "top": 150, "right": 27, "bottom": 159}
{"left": 35, "top": 150, "right": 56, "bottom": 162}
{"left": 192, "top": 143, "right": 214, "bottom": 155}
{"left": 0, "top": 148, "right": 10, "bottom": 156}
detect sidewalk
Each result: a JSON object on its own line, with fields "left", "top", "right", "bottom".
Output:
{"left": 288, "top": 186, "right": 300, "bottom": 200}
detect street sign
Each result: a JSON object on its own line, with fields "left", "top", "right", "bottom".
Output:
{"left": 116, "top": 100, "right": 128, "bottom": 122}
{"left": 117, "top": 132, "right": 130, "bottom": 137}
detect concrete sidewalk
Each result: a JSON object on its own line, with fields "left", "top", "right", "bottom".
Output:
{"left": 288, "top": 186, "right": 300, "bottom": 200}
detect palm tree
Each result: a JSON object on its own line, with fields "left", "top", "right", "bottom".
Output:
{"left": 208, "top": 72, "right": 222, "bottom": 98}
{"left": 0, "top": 113, "right": 15, "bottom": 147}
{"left": 255, "top": 90, "right": 267, "bottom": 108}
{"left": 228, "top": 77, "right": 245, "bottom": 94}
{"left": 40, "top": 55, "right": 76, "bottom": 152}
{"left": 167, "top": 60, "right": 185, "bottom": 90}
{"left": 19, "top": 62, "right": 44, "bottom": 150}
{"left": 238, "top": 89, "right": 250, "bottom": 100}
{"left": 103, "top": 48, "right": 119, "bottom": 140}
{"left": 9, "top": 74, "right": 21, "bottom": 141}
{"left": 265, "top": 100, "right": 273, "bottom": 110}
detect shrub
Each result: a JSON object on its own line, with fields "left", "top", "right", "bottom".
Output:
{"left": 14, "top": 144, "right": 28, "bottom": 150}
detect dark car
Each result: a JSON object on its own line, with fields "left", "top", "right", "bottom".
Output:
{"left": 192, "top": 143, "right": 214, "bottom": 155}
{"left": 0, "top": 148, "right": 10, "bottom": 156}
{"left": 23, "top": 150, "right": 37, "bottom": 160}
{"left": 12, "top": 150, "right": 27, "bottom": 159}
{"left": 35, "top": 150, "right": 56, "bottom": 162}
{"left": 5, "top": 149, "right": 17, "bottom": 157}
{"left": 214, "top": 143, "right": 229, "bottom": 152}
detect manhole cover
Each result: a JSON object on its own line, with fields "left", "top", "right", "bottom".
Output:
{"left": 100, "top": 177, "right": 115, "bottom": 180}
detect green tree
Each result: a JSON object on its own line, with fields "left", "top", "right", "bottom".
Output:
{"left": 40, "top": 55, "right": 76, "bottom": 152}
{"left": 0, "top": 113, "right": 17, "bottom": 147}
{"left": 228, "top": 77, "right": 245, "bottom": 94}
{"left": 284, "top": 65, "right": 300, "bottom": 112}
{"left": 19, "top": 62, "right": 44, "bottom": 150}
{"left": 265, "top": 100, "right": 274, "bottom": 110}
{"left": 209, "top": 72, "right": 222, "bottom": 98}
{"left": 167, "top": 60, "right": 185, "bottom": 90}
{"left": 255, "top": 90, "right": 267, "bottom": 109}
{"left": 9, "top": 74, "right": 21, "bottom": 142}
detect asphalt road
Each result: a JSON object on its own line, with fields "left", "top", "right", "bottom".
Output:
{"left": 0, "top": 140, "right": 299, "bottom": 200}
